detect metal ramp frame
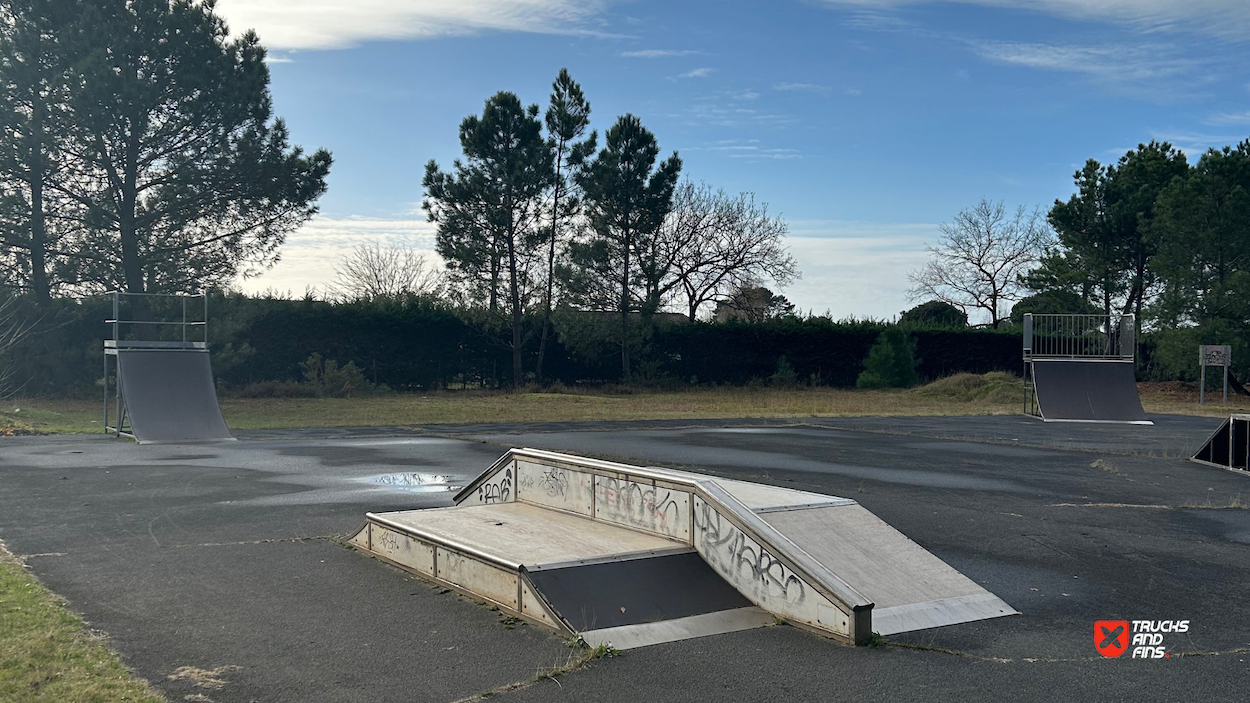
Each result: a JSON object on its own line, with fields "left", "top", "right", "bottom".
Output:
{"left": 103, "top": 291, "right": 233, "bottom": 444}
{"left": 1022, "top": 312, "right": 1152, "bottom": 425}
{"left": 349, "top": 449, "right": 1017, "bottom": 648}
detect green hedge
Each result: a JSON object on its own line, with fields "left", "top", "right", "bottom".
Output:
{"left": 7, "top": 294, "right": 1037, "bottom": 395}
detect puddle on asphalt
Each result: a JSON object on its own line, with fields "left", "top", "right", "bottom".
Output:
{"left": 360, "top": 472, "right": 460, "bottom": 493}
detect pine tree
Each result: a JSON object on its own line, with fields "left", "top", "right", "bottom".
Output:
{"left": 576, "top": 114, "right": 680, "bottom": 381}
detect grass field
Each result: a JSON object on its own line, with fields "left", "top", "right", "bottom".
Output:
{"left": 1, "top": 374, "right": 1242, "bottom": 436}
{"left": 0, "top": 542, "right": 162, "bottom": 703}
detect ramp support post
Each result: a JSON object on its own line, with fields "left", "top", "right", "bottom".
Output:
{"left": 851, "top": 604, "right": 873, "bottom": 645}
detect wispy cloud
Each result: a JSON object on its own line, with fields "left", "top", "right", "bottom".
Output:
{"left": 1149, "top": 130, "right": 1243, "bottom": 155}
{"left": 673, "top": 99, "right": 796, "bottom": 129}
{"left": 774, "top": 82, "right": 833, "bottom": 93}
{"left": 971, "top": 40, "right": 1203, "bottom": 82}
{"left": 815, "top": 1, "right": 1250, "bottom": 42}
{"left": 1205, "top": 110, "right": 1250, "bottom": 126}
{"left": 620, "top": 48, "right": 703, "bottom": 58}
{"left": 968, "top": 39, "right": 1215, "bottom": 98}
{"left": 215, "top": 0, "right": 613, "bottom": 50}
{"left": 678, "top": 67, "right": 715, "bottom": 79}
{"left": 710, "top": 141, "right": 805, "bottom": 159}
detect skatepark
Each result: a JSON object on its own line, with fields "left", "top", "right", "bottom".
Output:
{"left": 1, "top": 303, "right": 1245, "bottom": 700}
{"left": 2, "top": 410, "right": 1248, "bottom": 702}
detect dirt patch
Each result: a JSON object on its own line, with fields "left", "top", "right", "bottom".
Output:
{"left": 167, "top": 665, "right": 242, "bottom": 691}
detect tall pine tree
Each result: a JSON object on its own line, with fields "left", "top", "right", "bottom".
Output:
{"left": 61, "top": 0, "right": 330, "bottom": 294}
{"left": 576, "top": 114, "right": 680, "bottom": 381}
{"left": 424, "top": 91, "right": 552, "bottom": 387}
{"left": 536, "top": 68, "right": 594, "bottom": 382}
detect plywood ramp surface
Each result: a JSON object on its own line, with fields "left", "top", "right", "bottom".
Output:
{"left": 715, "top": 478, "right": 849, "bottom": 511}
{"left": 376, "top": 502, "right": 686, "bottom": 566}
{"left": 761, "top": 503, "right": 1015, "bottom": 634}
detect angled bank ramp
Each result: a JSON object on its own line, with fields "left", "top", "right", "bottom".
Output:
{"left": 349, "top": 449, "right": 1016, "bottom": 648}
{"left": 1191, "top": 415, "right": 1250, "bottom": 473}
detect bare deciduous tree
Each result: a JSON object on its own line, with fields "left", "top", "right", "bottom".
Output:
{"left": 908, "top": 199, "right": 1052, "bottom": 328}
{"left": 327, "top": 241, "right": 442, "bottom": 301}
{"left": 664, "top": 182, "right": 798, "bottom": 321}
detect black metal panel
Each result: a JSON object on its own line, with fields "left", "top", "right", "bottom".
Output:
{"left": 1233, "top": 418, "right": 1249, "bottom": 470}
{"left": 116, "top": 350, "right": 233, "bottom": 443}
{"left": 1031, "top": 360, "right": 1150, "bottom": 423}
{"left": 526, "top": 552, "right": 751, "bottom": 632}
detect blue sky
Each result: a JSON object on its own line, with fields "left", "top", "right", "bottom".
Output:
{"left": 216, "top": 0, "right": 1250, "bottom": 321}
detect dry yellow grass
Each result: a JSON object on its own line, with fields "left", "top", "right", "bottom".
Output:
{"left": 0, "top": 376, "right": 1239, "bottom": 435}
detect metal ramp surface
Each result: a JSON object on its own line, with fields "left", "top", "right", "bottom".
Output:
{"left": 1031, "top": 359, "right": 1151, "bottom": 425}
{"left": 114, "top": 349, "right": 233, "bottom": 444}
{"left": 349, "top": 449, "right": 1016, "bottom": 648}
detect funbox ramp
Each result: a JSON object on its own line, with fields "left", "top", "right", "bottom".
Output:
{"left": 116, "top": 349, "right": 233, "bottom": 444}
{"left": 1031, "top": 359, "right": 1152, "bottom": 425}
{"left": 349, "top": 449, "right": 1016, "bottom": 648}
{"left": 1191, "top": 415, "right": 1250, "bottom": 473}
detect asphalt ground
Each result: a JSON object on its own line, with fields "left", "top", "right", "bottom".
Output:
{"left": 1, "top": 413, "right": 1247, "bottom": 702}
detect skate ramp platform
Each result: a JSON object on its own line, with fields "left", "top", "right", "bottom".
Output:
{"left": 349, "top": 449, "right": 1015, "bottom": 648}
{"left": 114, "top": 348, "right": 233, "bottom": 444}
{"left": 1031, "top": 359, "right": 1151, "bottom": 425}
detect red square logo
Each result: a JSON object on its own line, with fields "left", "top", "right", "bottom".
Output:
{"left": 1095, "top": 620, "right": 1129, "bottom": 658}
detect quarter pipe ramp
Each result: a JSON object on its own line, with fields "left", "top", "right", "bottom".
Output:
{"left": 1031, "top": 360, "right": 1151, "bottom": 424}
{"left": 115, "top": 349, "right": 233, "bottom": 444}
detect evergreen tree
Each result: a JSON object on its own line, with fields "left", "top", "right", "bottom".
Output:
{"left": 1037, "top": 142, "right": 1187, "bottom": 328}
{"left": 61, "top": 0, "right": 331, "bottom": 294}
{"left": 856, "top": 328, "right": 919, "bottom": 389}
{"left": 575, "top": 114, "right": 680, "bottom": 380}
{"left": 1152, "top": 142, "right": 1250, "bottom": 328}
{"left": 0, "top": 0, "right": 79, "bottom": 302}
{"left": 536, "top": 68, "right": 595, "bottom": 382}
{"left": 424, "top": 91, "right": 552, "bottom": 386}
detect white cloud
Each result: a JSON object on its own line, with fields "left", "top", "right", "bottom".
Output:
{"left": 1205, "top": 110, "right": 1250, "bottom": 125}
{"left": 816, "top": 1, "right": 1250, "bottom": 41}
{"left": 970, "top": 40, "right": 1203, "bottom": 82}
{"left": 234, "top": 216, "right": 440, "bottom": 296}
{"left": 621, "top": 49, "right": 703, "bottom": 58}
{"left": 783, "top": 221, "right": 937, "bottom": 320}
{"left": 679, "top": 67, "right": 715, "bottom": 79}
{"left": 710, "top": 145, "right": 802, "bottom": 160}
{"left": 774, "top": 82, "right": 833, "bottom": 92}
{"left": 1148, "top": 130, "right": 1242, "bottom": 155}
{"left": 215, "top": 0, "right": 610, "bottom": 50}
